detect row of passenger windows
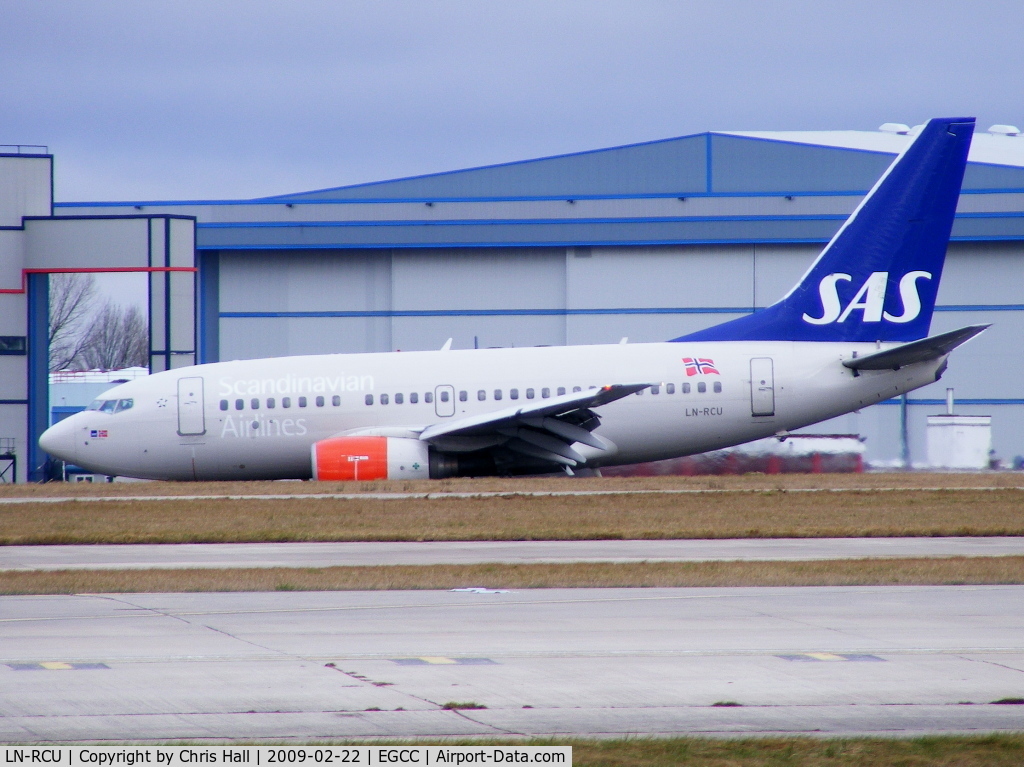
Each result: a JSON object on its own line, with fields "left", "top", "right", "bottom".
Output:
{"left": 363, "top": 382, "right": 722, "bottom": 406}
{"left": 219, "top": 395, "right": 341, "bottom": 411}
{"left": 220, "top": 382, "right": 725, "bottom": 411}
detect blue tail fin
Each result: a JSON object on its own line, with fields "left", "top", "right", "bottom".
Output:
{"left": 673, "top": 117, "right": 975, "bottom": 343}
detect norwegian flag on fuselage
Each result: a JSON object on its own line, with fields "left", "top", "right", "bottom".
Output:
{"left": 682, "top": 357, "right": 720, "bottom": 376}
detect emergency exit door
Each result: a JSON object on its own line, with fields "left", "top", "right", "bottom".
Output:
{"left": 749, "top": 358, "right": 775, "bottom": 417}
{"left": 177, "top": 377, "right": 206, "bottom": 435}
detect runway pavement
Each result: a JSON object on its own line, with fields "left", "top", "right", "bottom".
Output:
{"left": 3, "top": 537, "right": 1024, "bottom": 571}
{"left": 2, "top": 585, "right": 1023, "bottom": 741}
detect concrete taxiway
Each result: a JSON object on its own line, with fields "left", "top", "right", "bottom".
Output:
{"left": 4, "top": 537, "right": 1024, "bottom": 571}
{"left": 2, "top": 585, "right": 1023, "bottom": 741}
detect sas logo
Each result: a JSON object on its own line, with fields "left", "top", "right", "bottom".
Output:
{"left": 802, "top": 271, "right": 931, "bottom": 325}
{"left": 89, "top": 430, "right": 108, "bottom": 439}
{"left": 682, "top": 357, "right": 720, "bottom": 376}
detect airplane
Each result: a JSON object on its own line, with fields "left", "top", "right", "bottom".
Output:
{"left": 39, "top": 117, "right": 987, "bottom": 482}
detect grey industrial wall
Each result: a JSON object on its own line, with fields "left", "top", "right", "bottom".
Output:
{"left": 215, "top": 241, "right": 1023, "bottom": 466}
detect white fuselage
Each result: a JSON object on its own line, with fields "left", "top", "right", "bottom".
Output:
{"left": 42, "top": 340, "right": 943, "bottom": 481}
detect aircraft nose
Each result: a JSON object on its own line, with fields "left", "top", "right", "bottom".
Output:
{"left": 39, "top": 419, "right": 76, "bottom": 463}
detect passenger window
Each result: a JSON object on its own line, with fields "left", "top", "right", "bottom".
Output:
{"left": 219, "top": 399, "right": 228, "bottom": 411}
{"left": 410, "top": 392, "right": 418, "bottom": 404}
{"left": 298, "top": 396, "right": 308, "bottom": 407}
{"left": 682, "top": 383, "right": 691, "bottom": 394}
{"left": 100, "top": 400, "right": 116, "bottom": 413}
{"left": 714, "top": 381, "right": 722, "bottom": 393}
{"left": 251, "top": 398, "right": 260, "bottom": 409}
{"left": 557, "top": 387, "right": 565, "bottom": 396}
{"left": 381, "top": 394, "right": 389, "bottom": 405}
{"left": 573, "top": 386, "right": 581, "bottom": 393}
{"left": 494, "top": 389, "right": 502, "bottom": 400}
{"left": 365, "top": 394, "right": 374, "bottom": 405}
{"left": 440, "top": 391, "right": 449, "bottom": 402}
{"left": 332, "top": 395, "right": 341, "bottom": 406}
{"left": 697, "top": 382, "right": 706, "bottom": 393}
{"left": 666, "top": 383, "right": 675, "bottom": 394}
{"left": 267, "top": 397, "right": 276, "bottom": 409}
{"left": 541, "top": 388, "right": 550, "bottom": 398}
{"left": 526, "top": 388, "right": 535, "bottom": 399}
{"left": 425, "top": 392, "right": 433, "bottom": 403}
{"left": 235, "top": 399, "right": 244, "bottom": 410}
{"left": 459, "top": 390, "right": 467, "bottom": 402}
{"left": 315, "top": 396, "right": 325, "bottom": 407}
{"left": 636, "top": 389, "right": 643, "bottom": 396}
{"left": 282, "top": 397, "right": 291, "bottom": 408}
{"left": 477, "top": 390, "right": 486, "bottom": 401}
{"left": 510, "top": 388, "right": 519, "bottom": 400}
{"left": 395, "top": 393, "right": 403, "bottom": 404}
{"left": 651, "top": 385, "right": 660, "bottom": 395}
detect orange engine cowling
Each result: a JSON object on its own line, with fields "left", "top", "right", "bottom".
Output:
{"left": 311, "top": 436, "right": 431, "bottom": 481}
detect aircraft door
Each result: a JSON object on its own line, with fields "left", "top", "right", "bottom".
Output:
{"left": 177, "top": 376, "right": 206, "bottom": 435}
{"left": 749, "top": 358, "right": 775, "bottom": 417}
{"left": 434, "top": 385, "right": 456, "bottom": 417}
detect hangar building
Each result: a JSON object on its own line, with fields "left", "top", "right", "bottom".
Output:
{"left": 4, "top": 124, "right": 1023, "bottom": 479}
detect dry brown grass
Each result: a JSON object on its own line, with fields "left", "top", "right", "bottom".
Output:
{"left": 1, "top": 486, "right": 1022, "bottom": 544}
{"left": 3, "top": 556, "right": 1022, "bottom": 594}
{"left": 3, "top": 472, "right": 1022, "bottom": 498}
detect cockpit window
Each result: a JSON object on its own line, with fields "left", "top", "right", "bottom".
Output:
{"left": 88, "top": 398, "right": 134, "bottom": 414}
{"left": 87, "top": 400, "right": 103, "bottom": 411}
{"left": 114, "top": 399, "right": 134, "bottom": 413}
{"left": 99, "top": 400, "right": 117, "bottom": 413}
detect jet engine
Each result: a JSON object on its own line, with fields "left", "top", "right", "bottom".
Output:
{"left": 311, "top": 436, "right": 430, "bottom": 481}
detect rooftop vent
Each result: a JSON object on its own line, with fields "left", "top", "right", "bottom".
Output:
{"left": 988, "top": 124, "right": 1020, "bottom": 136}
{"left": 878, "top": 123, "right": 911, "bottom": 134}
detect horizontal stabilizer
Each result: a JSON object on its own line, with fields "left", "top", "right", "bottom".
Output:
{"left": 843, "top": 325, "right": 988, "bottom": 371}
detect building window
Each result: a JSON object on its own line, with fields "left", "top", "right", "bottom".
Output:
{"left": 666, "top": 383, "right": 675, "bottom": 394}
{"left": 235, "top": 399, "right": 244, "bottom": 410}
{"left": 282, "top": 397, "right": 291, "bottom": 408}
{"left": 477, "top": 390, "right": 486, "bottom": 401}
{"left": 0, "top": 336, "right": 26, "bottom": 355}
{"left": 494, "top": 389, "right": 502, "bottom": 400}
{"left": 410, "top": 392, "right": 418, "bottom": 404}
{"left": 714, "top": 381, "right": 722, "bottom": 393}
{"left": 365, "top": 394, "right": 373, "bottom": 405}
{"left": 381, "top": 394, "right": 389, "bottom": 405}
{"left": 315, "top": 396, "right": 325, "bottom": 407}
{"left": 219, "top": 400, "right": 228, "bottom": 411}
{"left": 332, "top": 395, "right": 341, "bottom": 406}
{"left": 298, "top": 396, "right": 308, "bottom": 407}
{"left": 697, "top": 382, "right": 706, "bottom": 393}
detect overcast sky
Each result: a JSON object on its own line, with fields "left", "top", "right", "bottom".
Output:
{"left": 3, "top": 0, "right": 1022, "bottom": 202}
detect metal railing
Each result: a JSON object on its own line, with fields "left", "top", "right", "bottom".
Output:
{"left": 0, "top": 145, "right": 49, "bottom": 154}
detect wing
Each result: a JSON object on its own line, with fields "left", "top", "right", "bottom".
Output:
{"left": 418, "top": 383, "right": 649, "bottom": 469}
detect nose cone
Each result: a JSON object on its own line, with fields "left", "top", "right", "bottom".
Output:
{"left": 39, "top": 419, "right": 76, "bottom": 463}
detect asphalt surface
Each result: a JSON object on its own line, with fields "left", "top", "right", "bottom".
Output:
{"left": 2, "top": 585, "right": 1023, "bottom": 741}
{"left": 3, "top": 537, "right": 1024, "bottom": 571}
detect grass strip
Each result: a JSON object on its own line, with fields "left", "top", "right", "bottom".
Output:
{"left": 3, "top": 556, "right": 1022, "bottom": 594}
{"left": 1, "top": 489, "right": 1023, "bottom": 544}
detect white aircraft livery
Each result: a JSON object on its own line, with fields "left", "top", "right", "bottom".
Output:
{"left": 40, "top": 117, "right": 987, "bottom": 481}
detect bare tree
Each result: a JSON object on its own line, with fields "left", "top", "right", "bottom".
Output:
{"left": 79, "top": 300, "right": 149, "bottom": 371}
{"left": 48, "top": 273, "right": 97, "bottom": 371}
